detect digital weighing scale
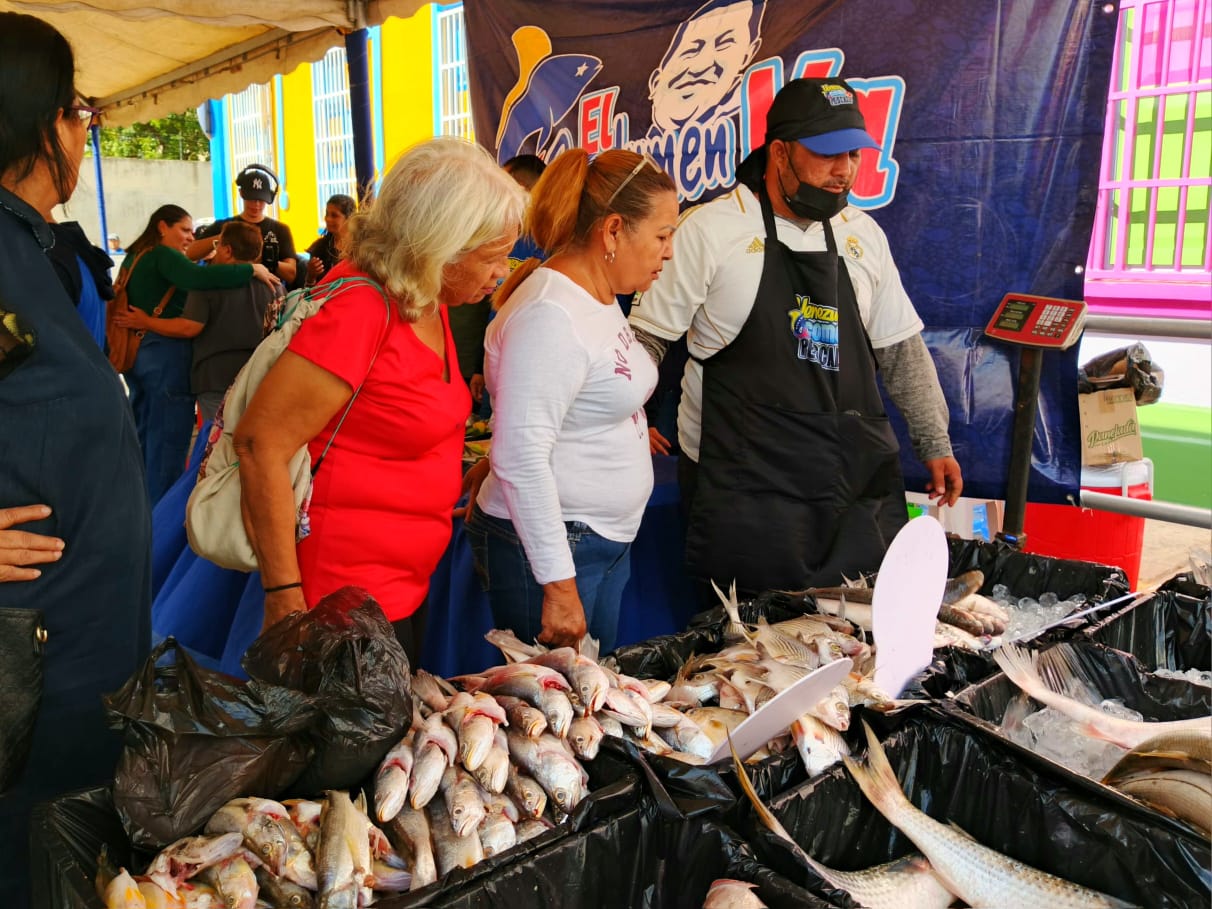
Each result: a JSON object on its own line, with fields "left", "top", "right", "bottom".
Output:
{"left": 983, "top": 293, "right": 1088, "bottom": 544}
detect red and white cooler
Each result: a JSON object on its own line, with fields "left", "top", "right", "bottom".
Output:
{"left": 1022, "top": 458, "right": 1154, "bottom": 589}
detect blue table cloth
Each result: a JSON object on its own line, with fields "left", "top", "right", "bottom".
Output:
{"left": 152, "top": 449, "right": 697, "bottom": 678}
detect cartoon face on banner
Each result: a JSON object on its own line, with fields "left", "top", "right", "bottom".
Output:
{"left": 490, "top": 0, "right": 903, "bottom": 207}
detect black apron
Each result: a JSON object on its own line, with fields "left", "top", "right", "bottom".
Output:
{"left": 685, "top": 191, "right": 906, "bottom": 592}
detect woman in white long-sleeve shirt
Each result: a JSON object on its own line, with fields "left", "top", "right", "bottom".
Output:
{"left": 468, "top": 149, "right": 678, "bottom": 651}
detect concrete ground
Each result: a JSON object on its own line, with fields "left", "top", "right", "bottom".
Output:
{"left": 1139, "top": 518, "right": 1211, "bottom": 590}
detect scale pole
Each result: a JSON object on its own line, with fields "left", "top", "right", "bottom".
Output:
{"left": 1001, "top": 346, "right": 1043, "bottom": 542}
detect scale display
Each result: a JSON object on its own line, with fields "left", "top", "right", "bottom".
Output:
{"left": 984, "top": 293, "right": 1087, "bottom": 349}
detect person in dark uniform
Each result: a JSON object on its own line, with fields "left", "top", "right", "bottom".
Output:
{"left": 630, "top": 77, "right": 963, "bottom": 596}
{"left": 187, "top": 163, "right": 297, "bottom": 286}
{"left": 0, "top": 13, "right": 152, "bottom": 904}
{"left": 304, "top": 192, "right": 356, "bottom": 286}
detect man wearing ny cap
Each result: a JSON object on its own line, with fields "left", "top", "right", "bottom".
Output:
{"left": 629, "top": 77, "right": 962, "bottom": 595}
{"left": 188, "top": 163, "right": 297, "bottom": 285}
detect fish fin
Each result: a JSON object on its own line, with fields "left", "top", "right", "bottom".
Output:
{"left": 992, "top": 643, "right": 1050, "bottom": 701}
{"left": 1036, "top": 644, "right": 1100, "bottom": 706}
{"left": 448, "top": 674, "right": 486, "bottom": 693}
{"left": 577, "top": 634, "right": 600, "bottom": 662}
{"left": 728, "top": 732, "right": 816, "bottom": 868}
{"left": 484, "top": 628, "right": 541, "bottom": 663}
{"left": 843, "top": 721, "right": 910, "bottom": 817}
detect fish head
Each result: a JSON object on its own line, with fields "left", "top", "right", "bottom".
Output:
{"left": 246, "top": 815, "right": 288, "bottom": 875}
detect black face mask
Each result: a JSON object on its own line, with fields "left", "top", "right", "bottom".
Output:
{"left": 779, "top": 150, "right": 849, "bottom": 222}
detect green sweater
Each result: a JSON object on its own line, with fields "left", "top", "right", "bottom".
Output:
{"left": 122, "top": 245, "right": 254, "bottom": 319}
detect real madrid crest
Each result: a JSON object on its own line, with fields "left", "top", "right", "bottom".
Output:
{"left": 845, "top": 235, "right": 863, "bottom": 261}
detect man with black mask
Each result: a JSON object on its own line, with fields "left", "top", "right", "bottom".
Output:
{"left": 629, "top": 77, "right": 962, "bottom": 596}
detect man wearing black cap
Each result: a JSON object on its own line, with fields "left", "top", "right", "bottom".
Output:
{"left": 629, "top": 77, "right": 962, "bottom": 595}
{"left": 188, "top": 164, "right": 297, "bottom": 285}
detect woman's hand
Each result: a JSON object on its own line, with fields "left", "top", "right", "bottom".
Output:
{"left": 252, "top": 263, "right": 283, "bottom": 290}
{"left": 0, "top": 504, "right": 64, "bottom": 582}
{"left": 306, "top": 256, "right": 325, "bottom": 284}
{"left": 261, "top": 586, "right": 307, "bottom": 634}
{"left": 648, "top": 426, "right": 671, "bottom": 456}
{"left": 454, "top": 457, "right": 491, "bottom": 521}
{"left": 469, "top": 374, "right": 486, "bottom": 403}
{"left": 538, "top": 578, "right": 587, "bottom": 648}
{"left": 111, "top": 305, "right": 151, "bottom": 331}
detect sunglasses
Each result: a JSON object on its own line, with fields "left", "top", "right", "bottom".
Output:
{"left": 69, "top": 104, "right": 102, "bottom": 129}
{"left": 605, "top": 153, "right": 663, "bottom": 208}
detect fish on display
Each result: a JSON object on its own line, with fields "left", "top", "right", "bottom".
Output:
{"left": 255, "top": 865, "right": 315, "bottom": 908}
{"left": 144, "top": 833, "right": 244, "bottom": 897}
{"left": 1101, "top": 730, "right": 1212, "bottom": 839}
{"left": 441, "top": 765, "right": 487, "bottom": 837}
{"left": 995, "top": 644, "right": 1211, "bottom": 749}
{"left": 315, "top": 790, "right": 372, "bottom": 909}
{"left": 427, "top": 798, "right": 484, "bottom": 875}
{"left": 505, "top": 730, "right": 588, "bottom": 814}
{"left": 198, "top": 855, "right": 257, "bottom": 909}
{"left": 729, "top": 735, "right": 954, "bottom": 909}
{"left": 410, "top": 711, "right": 459, "bottom": 809}
{"left": 387, "top": 803, "right": 437, "bottom": 891}
{"left": 702, "top": 878, "right": 768, "bottom": 908}
{"left": 844, "top": 722, "right": 1137, "bottom": 908}
{"left": 373, "top": 730, "right": 415, "bottom": 823}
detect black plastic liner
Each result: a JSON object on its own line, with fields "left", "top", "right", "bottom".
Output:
{"left": 738, "top": 710, "right": 1211, "bottom": 909}
{"left": 1085, "top": 572, "right": 1211, "bottom": 672}
{"left": 945, "top": 639, "right": 1211, "bottom": 841}
{"left": 29, "top": 750, "right": 640, "bottom": 909}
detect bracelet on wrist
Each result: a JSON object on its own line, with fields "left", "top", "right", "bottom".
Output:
{"left": 263, "top": 581, "right": 303, "bottom": 594}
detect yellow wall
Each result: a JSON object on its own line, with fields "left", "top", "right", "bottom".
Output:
{"left": 381, "top": 8, "right": 438, "bottom": 165}
{"left": 278, "top": 65, "right": 320, "bottom": 249}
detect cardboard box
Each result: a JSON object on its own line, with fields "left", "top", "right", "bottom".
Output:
{"left": 1079, "top": 388, "right": 1143, "bottom": 466}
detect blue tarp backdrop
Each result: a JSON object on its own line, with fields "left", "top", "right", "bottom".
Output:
{"left": 464, "top": 0, "right": 1119, "bottom": 504}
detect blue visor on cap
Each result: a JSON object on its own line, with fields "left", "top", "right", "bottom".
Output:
{"left": 797, "top": 128, "right": 881, "bottom": 156}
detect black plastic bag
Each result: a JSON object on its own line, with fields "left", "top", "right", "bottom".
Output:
{"left": 1078, "top": 342, "right": 1165, "bottom": 404}
{"left": 241, "top": 586, "right": 414, "bottom": 793}
{"left": 0, "top": 606, "right": 45, "bottom": 794}
{"left": 1086, "top": 572, "right": 1210, "bottom": 671}
{"left": 102, "top": 638, "right": 316, "bottom": 850}
{"left": 739, "top": 710, "right": 1209, "bottom": 908}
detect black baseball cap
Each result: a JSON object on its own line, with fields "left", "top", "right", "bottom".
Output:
{"left": 764, "top": 78, "right": 880, "bottom": 155}
{"left": 236, "top": 164, "right": 279, "bottom": 203}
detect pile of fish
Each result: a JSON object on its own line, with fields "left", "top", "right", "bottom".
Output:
{"left": 98, "top": 792, "right": 412, "bottom": 908}
{"left": 994, "top": 642, "right": 1212, "bottom": 838}
{"left": 733, "top": 724, "right": 1139, "bottom": 909}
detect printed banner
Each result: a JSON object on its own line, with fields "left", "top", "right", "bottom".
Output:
{"left": 465, "top": 0, "right": 1118, "bottom": 504}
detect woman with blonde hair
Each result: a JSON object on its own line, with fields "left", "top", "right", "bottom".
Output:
{"left": 234, "top": 137, "right": 526, "bottom": 663}
{"left": 467, "top": 149, "right": 678, "bottom": 651}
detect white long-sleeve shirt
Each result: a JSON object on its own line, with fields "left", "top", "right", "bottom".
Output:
{"left": 477, "top": 268, "right": 657, "bottom": 583}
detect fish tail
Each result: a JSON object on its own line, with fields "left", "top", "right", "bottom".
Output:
{"left": 728, "top": 733, "right": 816, "bottom": 868}
{"left": 992, "top": 643, "right": 1050, "bottom": 701}
{"left": 844, "top": 722, "right": 911, "bottom": 818}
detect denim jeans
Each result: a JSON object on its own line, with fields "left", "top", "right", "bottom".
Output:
{"left": 466, "top": 505, "right": 630, "bottom": 653}
{"left": 125, "top": 332, "right": 194, "bottom": 504}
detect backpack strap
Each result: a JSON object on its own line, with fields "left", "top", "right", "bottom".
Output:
{"left": 309, "top": 277, "right": 394, "bottom": 477}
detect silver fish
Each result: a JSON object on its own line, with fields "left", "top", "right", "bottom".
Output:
{"left": 198, "top": 855, "right": 257, "bottom": 909}
{"left": 412, "top": 668, "right": 454, "bottom": 713}
{"left": 807, "top": 684, "right": 852, "bottom": 732}
{"left": 480, "top": 787, "right": 521, "bottom": 823}
{"left": 996, "top": 644, "right": 1211, "bottom": 749}
{"left": 494, "top": 694, "right": 548, "bottom": 738}
{"left": 471, "top": 728, "right": 511, "bottom": 794}
{"left": 477, "top": 809, "right": 518, "bottom": 858}
{"left": 506, "top": 731, "right": 586, "bottom": 814}
{"left": 374, "top": 731, "right": 415, "bottom": 823}
{"left": 443, "top": 693, "right": 499, "bottom": 772}
{"left": 642, "top": 678, "right": 672, "bottom": 702}
{"left": 567, "top": 714, "right": 605, "bottom": 760}
{"left": 600, "top": 686, "right": 650, "bottom": 731}
{"left": 283, "top": 799, "right": 323, "bottom": 853}
{"left": 484, "top": 626, "right": 545, "bottom": 663}
{"left": 702, "top": 879, "right": 768, "bottom": 908}
{"left": 525, "top": 646, "right": 611, "bottom": 713}
{"left": 427, "top": 799, "right": 484, "bottom": 876}
{"left": 845, "top": 722, "right": 1136, "bottom": 908}
{"left": 255, "top": 865, "right": 314, "bottom": 909}
{"left": 791, "top": 714, "right": 850, "bottom": 777}
{"left": 387, "top": 803, "right": 436, "bottom": 891}
{"left": 505, "top": 765, "right": 548, "bottom": 819}
{"left": 442, "top": 765, "right": 487, "bottom": 837}
{"left": 315, "top": 790, "right": 370, "bottom": 909}
{"left": 658, "top": 714, "right": 716, "bottom": 760}
{"left": 514, "top": 816, "right": 554, "bottom": 843}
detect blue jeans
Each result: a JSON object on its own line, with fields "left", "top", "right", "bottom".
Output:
{"left": 125, "top": 333, "right": 194, "bottom": 504}
{"left": 466, "top": 505, "right": 630, "bottom": 653}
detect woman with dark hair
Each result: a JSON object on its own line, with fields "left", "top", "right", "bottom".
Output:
{"left": 115, "top": 203, "right": 277, "bottom": 502}
{"left": 305, "top": 192, "right": 357, "bottom": 285}
{"left": 467, "top": 149, "right": 678, "bottom": 651}
{"left": 0, "top": 12, "right": 150, "bottom": 901}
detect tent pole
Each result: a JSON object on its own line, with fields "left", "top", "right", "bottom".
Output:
{"left": 345, "top": 28, "right": 375, "bottom": 204}
{"left": 89, "top": 125, "right": 110, "bottom": 250}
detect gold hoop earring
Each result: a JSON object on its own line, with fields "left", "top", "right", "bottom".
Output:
{"left": 605, "top": 250, "right": 616, "bottom": 264}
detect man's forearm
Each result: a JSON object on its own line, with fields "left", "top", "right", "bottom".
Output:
{"left": 875, "top": 334, "right": 953, "bottom": 462}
